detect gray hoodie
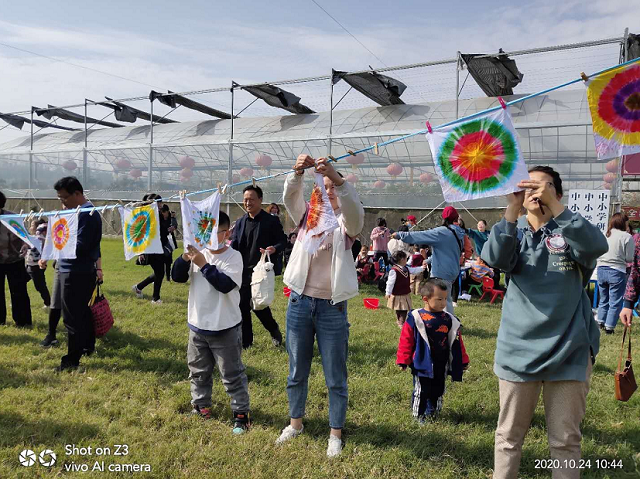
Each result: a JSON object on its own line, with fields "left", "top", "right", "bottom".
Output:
{"left": 482, "top": 209, "right": 608, "bottom": 382}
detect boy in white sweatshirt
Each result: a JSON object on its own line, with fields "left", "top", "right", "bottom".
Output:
{"left": 171, "top": 211, "right": 250, "bottom": 434}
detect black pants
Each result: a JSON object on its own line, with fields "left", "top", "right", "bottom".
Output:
{"left": 492, "top": 268, "right": 501, "bottom": 287}
{"left": 137, "top": 254, "right": 165, "bottom": 301}
{"left": 27, "top": 265, "right": 51, "bottom": 307}
{"left": 0, "top": 259, "right": 32, "bottom": 326}
{"left": 373, "top": 251, "right": 388, "bottom": 265}
{"left": 164, "top": 253, "right": 173, "bottom": 281}
{"left": 59, "top": 271, "right": 96, "bottom": 367}
{"left": 412, "top": 358, "right": 447, "bottom": 418}
{"left": 239, "top": 268, "right": 282, "bottom": 348}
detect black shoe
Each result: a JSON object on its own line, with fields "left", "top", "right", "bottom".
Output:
{"left": 598, "top": 322, "right": 605, "bottom": 330}
{"left": 272, "top": 330, "right": 283, "bottom": 348}
{"left": 83, "top": 348, "right": 96, "bottom": 357}
{"left": 40, "top": 335, "right": 59, "bottom": 348}
{"left": 232, "top": 411, "right": 250, "bottom": 435}
{"left": 605, "top": 328, "right": 615, "bottom": 335}
{"left": 55, "top": 362, "right": 78, "bottom": 372}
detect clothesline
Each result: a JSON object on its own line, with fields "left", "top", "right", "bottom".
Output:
{"left": 2, "top": 56, "right": 639, "bottom": 221}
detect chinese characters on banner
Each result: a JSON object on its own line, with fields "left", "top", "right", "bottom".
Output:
{"left": 568, "top": 190, "right": 610, "bottom": 234}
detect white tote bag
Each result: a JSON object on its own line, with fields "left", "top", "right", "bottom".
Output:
{"left": 251, "top": 252, "right": 275, "bottom": 310}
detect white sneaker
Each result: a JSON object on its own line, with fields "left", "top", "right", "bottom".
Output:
{"left": 151, "top": 299, "right": 163, "bottom": 305}
{"left": 327, "top": 434, "right": 343, "bottom": 458}
{"left": 42, "top": 305, "right": 50, "bottom": 311}
{"left": 132, "top": 285, "right": 143, "bottom": 299}
{"left": 452, "top": 302, "right": 458, "bottom": 308}
{"left": 275, "top": 425, "right": 303, "bottom": 445}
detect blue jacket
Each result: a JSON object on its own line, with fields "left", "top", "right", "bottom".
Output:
{"left": 397, "top": 309, "right": 465, "bottom": 381}
{"left": 397, "top": 225, "right": 465, "bottom": 282}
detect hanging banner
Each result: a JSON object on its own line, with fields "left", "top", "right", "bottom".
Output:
{"left": 427, "top": 107, "right": 528, "bottom": 202}
{"left": 297, "top": 173, "right": 339, "bottom": 254}
{"left": 41, "top": 214, "right": 78, "bottom": 260}
{"left": 0, "top": 218, "right": 40, "bottom": 252}
{"left": 586, "top": 62, "right": 640, "bottom": 160}
{"left": 568, "top": 189, "right": 610, "bottom": 234}
{"left": 180, "top": 191, "right": 220, "bottom": 250}
{"left": 119, "top": 204, "right": 163, "bottom": 260}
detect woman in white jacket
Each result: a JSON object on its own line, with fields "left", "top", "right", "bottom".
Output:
{"left": 276, "top": 154, "right": 364, "bottom": 458}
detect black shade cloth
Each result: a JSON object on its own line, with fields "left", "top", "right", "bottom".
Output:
{"left": 627, "top": 33, "right": 640, "bottom": 61}
{"left": 0, "top": 112, "right": 78, "bottom": 131}
{"left": 332, "top": 69, "right": 406, "bottom": 106}
{"left": 35, "top": 105, "right": 122, "bottom": 128}
{"left": 242, "top": 84, "right": 314, "bottom": 114}
{"left": 101, "top": 98, "right": 177, "bottom": 124}
{"left": 149, "top": 91, "right": 231, "bottom": 119}
{"left": 460, "top": 50, "right": 524, "bottom": 97}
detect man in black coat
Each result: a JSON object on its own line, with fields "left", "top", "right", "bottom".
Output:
{"left": 231, "top": 185, "right": 286, "bottom": 349}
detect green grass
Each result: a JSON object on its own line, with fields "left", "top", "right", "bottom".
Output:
{"left": 0, "top": 238, "right": 638, "bottom": 478}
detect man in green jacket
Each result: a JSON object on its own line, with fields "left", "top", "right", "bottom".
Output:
{"left": 482, "top": 166, "right": 608, "bottom": 479}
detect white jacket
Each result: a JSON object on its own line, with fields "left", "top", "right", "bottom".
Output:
{"left": 283, "top": 172, "right": 365, "bottom": 304}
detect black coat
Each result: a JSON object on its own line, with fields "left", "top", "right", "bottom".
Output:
{"left": 231, "top": 210, "right": 287, "bottom": 275}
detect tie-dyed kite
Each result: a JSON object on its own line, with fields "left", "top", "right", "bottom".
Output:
{"left": 180, "top": 191, "right": 220, "bottom": 250}
{"left": 297, "top": 173, "right": 339, "bottom": 254}
{"left": 118, "top": 204, "right": 163, "bottom": 260}
{"left": 0, "top": 218, "right": 40, "bottom": 252}
{"left": 586, "top": 62, "right": 640, "bottom": 160}
{"left": 426, "top": 107, "right": 528, "bottom": 202}
{"left": 42, "top": 214, "right": 78, "bottom": 260}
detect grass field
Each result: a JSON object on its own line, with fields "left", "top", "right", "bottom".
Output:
{"left": 0, "top": 238, "right": 639, "bottom": 478}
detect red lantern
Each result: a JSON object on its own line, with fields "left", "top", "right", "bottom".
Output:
{"left": 419, "top": 172, "right": 433, "bottom": 184}
{"left": 603, "top": 173, "right": 617, "bottom": 183}
{"left": 129, "top": 168, "right": 142, "bottom": 178}
{"left": 115, "top": 158, "right": 131, "bottom": 170}
{"left": 346, "top": 173, "right": 358, "bottom": 183}
{"left": 181, "top": 168, "right": 194, "bottom": 179}
{"left": 256, "top": 154, "right": 273, "bottom": 168}
{"left": 373, "top": 180, "right": 386, "bottom": 189}
{"left": 240, "top": 167, "right": 254, "bottom": 178}
{"left": 179, "top": 156, "right": 195, "bottom": 169}
{"left": 386, "top": 163, "right": 403, "bottom": 177}
{"left": 603, "top": 182, "right": 613, "bottom": 190}
{"left": 605, "top": 159, "right": 619, "bottom": 173}
{"left": 346, "top": 153, "right": 364, "bottom": 166}
{"left": 62, "top": 160, "right": 77, "bottom": 171}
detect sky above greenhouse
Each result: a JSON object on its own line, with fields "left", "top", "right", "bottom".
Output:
{"left": 0, "top": 0, "right": 636, "bottom": 144}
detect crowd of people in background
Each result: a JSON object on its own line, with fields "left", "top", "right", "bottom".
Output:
{"left": 0, "top": 160, "right": 636, "bottom": 472}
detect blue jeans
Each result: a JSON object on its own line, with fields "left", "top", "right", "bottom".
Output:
{"left": 597, "top": 266, "right": 627, "bottom": 330}
{"left": 285, "top": 291, "right": 349, "bottom": 429}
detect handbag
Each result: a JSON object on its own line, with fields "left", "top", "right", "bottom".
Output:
{"left": 615, "top": 325, "right": 637, "bottom": 402}
{"left": 89, "top": 282, "right": 114, "bottom": 338}
{"left": 251, "top": 252, "right": 275, "bottom": 311}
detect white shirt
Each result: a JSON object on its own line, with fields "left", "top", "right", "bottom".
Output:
{"left": 188, "top": 247, "right": 243, "bottom": 332}
{"left": 385, "top": 265, "right": 424, "bottom": 296}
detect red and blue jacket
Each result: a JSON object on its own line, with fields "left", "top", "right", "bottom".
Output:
{"left": 396, "top": 309, "right": 469, "bottom": 380}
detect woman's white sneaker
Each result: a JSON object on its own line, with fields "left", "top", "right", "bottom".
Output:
{"left": 275, "top": 425, "right": 303, "bottom": 444}
{"left": 327, "top": 434, "right": 343, "bottom": 458}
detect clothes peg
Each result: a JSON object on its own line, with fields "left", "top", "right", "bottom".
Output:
{"left": 497, "top": 97, "right": 507, "bottom": 109}
{"left": 328, "top": 155, "right": 336, "bottom": 162}
{"left": 38, "top": 208, "right": 44, "bottom": 218}
{"left": 347, "top": 150, "right": 356, "bottom": 156}
{"left": 221, "top": 184, "right": 229, "bottom": 195}
{"left": 580, "top": 72, "right": 589, "bottom": 82}
{"left": 90, "top": 207, "right": 96, "bottom": 216}
{"left": 217, "top": 182, "right": 222, "bottom": 193}
{"left": 252, "top": 177, "right": 257, "bottom": 187}
{"left": 425, "top": 121, "right": 433, "bottom": 134}
{"left": 374, "top": 143, "right": 379, "bottom": 155}
{"left": 75, "top": 206, "right": 81, "bottom": 216}
{"left": 19, "top": 209, "right": 23, "bottom": 216}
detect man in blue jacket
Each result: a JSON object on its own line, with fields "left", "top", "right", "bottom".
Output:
{"left": 231, "top": 185, "right": 286, "bottom": 349}
{"left": 392, "top": 206, "right": 465, "bottom": 314}
{"left": 54, "top": 177, "right": 102, "bottom": 371}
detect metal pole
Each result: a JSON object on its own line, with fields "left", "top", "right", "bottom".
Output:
{"left": 329, "top": 75, "right": 334, "bottom": 155}
{"left": 455, "top": 52, "right": 461, "bottom": 119}
{"left": 616, "top": 28, "right": 630, "bottom": 213}
{"left": 148, "top": 98, "right": 154, "bottom": 191}
{"left": 83, "top": 99, "right": 88, "bottom": 185}
{"left": 29, "top": 107, "right": 33, "bottom": 194}
{"left": 228, "top": 84, "right": 235, "bottom": 215}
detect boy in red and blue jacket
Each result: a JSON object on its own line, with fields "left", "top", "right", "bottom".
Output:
{"left": 397, "top": 278, "right": 469, "bottom": 421}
